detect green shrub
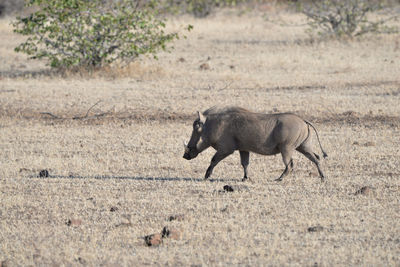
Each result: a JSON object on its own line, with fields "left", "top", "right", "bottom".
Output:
{"left": 300, "top": 0, "right": 398, "bottom": 38}
{"left": 13, "top": 0, "right": 190, "bottom": 69}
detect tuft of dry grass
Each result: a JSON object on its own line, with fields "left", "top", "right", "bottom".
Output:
{"left": 0, "top": 10, "right": 400, "bottom": 266}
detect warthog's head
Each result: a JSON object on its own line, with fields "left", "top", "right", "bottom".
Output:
{"left": 183, "top": 111, "right": 206, "bottom": 160}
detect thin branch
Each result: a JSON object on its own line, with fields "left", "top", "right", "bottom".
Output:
{"left": 41, "top": 101, "right": 104, "bottom": 120}
{"left": 40, "top": 112, "right": 62, "bottom": 119}
{"left": 73, "top": 100, "right": 102, "bottom": 120}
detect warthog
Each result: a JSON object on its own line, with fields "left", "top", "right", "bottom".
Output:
{"left": 183, "top": 106, "right": 327, "bottom": 181}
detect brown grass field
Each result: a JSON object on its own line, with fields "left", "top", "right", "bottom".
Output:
{"left": 0, "top": 9, "right": 399, "bottom": 266}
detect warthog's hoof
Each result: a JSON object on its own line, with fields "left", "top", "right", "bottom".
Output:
{"left": 242, "top": 176, "right": 252, "bottom": 182}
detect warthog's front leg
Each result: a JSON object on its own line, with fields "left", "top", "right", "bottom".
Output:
{"left": 239, "top": 151, "right": 250, "bottom": 181}
{"left": 205, "top": 150, "right": 234, "bottom": 179}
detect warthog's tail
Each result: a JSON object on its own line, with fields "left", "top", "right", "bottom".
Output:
{"left": 304, "top": 120, "right": 328, "bottom": 158}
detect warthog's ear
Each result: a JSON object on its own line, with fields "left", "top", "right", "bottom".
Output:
{"left": 197, "top": 111, "right": 206, "bottom": 124}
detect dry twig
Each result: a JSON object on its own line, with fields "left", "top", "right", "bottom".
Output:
{"left": 40, "top": 100, "right": 112, "bottom": 120}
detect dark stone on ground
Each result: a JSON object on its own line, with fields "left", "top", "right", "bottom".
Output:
{"left": 168, "top": 214, "right": 184, "bottom": 221}
{"left": 223, "top": 185, "right": 234, "bottom": 192}
{"left": 39, "top": 169, "right": 49, "bottom": 177}
{"left": 144, "top": 233, "right": 162, "bottom": 246}
{"left": 308, "top": 225, "right": 324, "bottom": 232}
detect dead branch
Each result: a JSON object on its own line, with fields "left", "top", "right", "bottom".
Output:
{"left": 41, "top": 100, "right": 109, "bottom": 120}
{"left": 72, "top": 100, "right": 102, "bottom": 120}
{"left": 40, "top": 112, "right": 62, "bottom": 119}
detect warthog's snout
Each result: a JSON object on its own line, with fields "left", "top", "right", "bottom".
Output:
{"left": 183, "top": 141, "right": 199, "bottom": 160}
{"left": 183, "top": 150, "right": 198, "bottom": 160}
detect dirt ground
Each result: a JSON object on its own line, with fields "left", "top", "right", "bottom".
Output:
{"left": 0, "top": 9, "right": 399, "bottom": 266}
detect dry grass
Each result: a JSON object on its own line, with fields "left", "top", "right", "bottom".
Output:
{"left": 0, "top": 10, "right": 400, "bottom": 266}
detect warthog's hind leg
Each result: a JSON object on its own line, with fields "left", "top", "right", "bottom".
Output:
{"left": 205, "top": 150, "right": 234, "bottom": 179}
{"left": 296, "top": 145, "right": 326, "bottom": 181}
{"left": 240, "top": 151, "right": 250, "bottom": 181}
{"left": 275, "top": 147, "right": 294, "bottom": 182}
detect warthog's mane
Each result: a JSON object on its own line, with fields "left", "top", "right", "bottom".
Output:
{"left": 203, "top": 106, "right": 250, "bottom": 116}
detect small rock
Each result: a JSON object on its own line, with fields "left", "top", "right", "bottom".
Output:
{"left": 110, "top": 206, "right": 118, "bottom": 212}
{"left": 307, "top": 225, "right": 324, "bottom": 232}
{"left": 260, "top": 210, "right": 271, "bottom": 216}
{"left": 168, "top": 214, "right": 184, "bottom": 221}
{"left": 199, "top": 63, "right": 210, "bottom": 70}
{"left": 229, "top": 65, "right": 235, "bottom": 69}
{"left": 39, "top": 169, "right": 49, "bottom": 178}
{"left": 353, "top": 141, "right": 359, "bottom": 145}
{"left": 76, "top": 257, "right": 86, "bottom": 265}
{"left": 364, "top": 141, "right": 376, "bottom": 147}
{"left": 223, "top": 185, "right": 234, "bottom": 192}
{"left": 66, "top": 219, "right": 82, "bottom": 226}
{"left": 144, "top": 233, "right": 163, "bottom": 246}
{"left": 115, "top": 221, "right": 131, "bottom": 228}
{"left": 161, "top": 226, "right": 181, "bottom": 240}
{"left": 178, "top": 57, "right": 185, "bottom": 62}
{"left": 355, "top": 186, "right": 375, "bottom": 196}
{"left": 220, "top": 206, "right": 229, "bottom": 212}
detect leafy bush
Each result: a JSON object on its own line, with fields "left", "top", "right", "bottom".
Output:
{"left": 300, "top": 0, "right": 398, "bottom": 38}
{"left": 13, "top": 0, "right": 189, "bottom": 69}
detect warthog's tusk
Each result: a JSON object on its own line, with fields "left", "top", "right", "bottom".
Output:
{"left": 183, "top": 141, "right": 189, "bottom": 153}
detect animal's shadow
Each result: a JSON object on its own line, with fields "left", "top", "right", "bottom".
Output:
{"left": 29, "top": 174, "right": 238, "bottom": 183}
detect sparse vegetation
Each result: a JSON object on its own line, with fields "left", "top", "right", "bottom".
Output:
{"left": 300, "top": 0, "right": 399, "bottom": 38}
{"left": 12, "top": 0, "right": 188, "bottom": 70}
{"left": 164, "top": 0, "right": 250, "bottom": 17}
{"left": 1, "top": 3, "right": 400, "bottom": 266}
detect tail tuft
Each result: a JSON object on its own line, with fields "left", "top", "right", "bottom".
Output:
{"left": 323, "top": 152, "right": 328, "bottom": 158}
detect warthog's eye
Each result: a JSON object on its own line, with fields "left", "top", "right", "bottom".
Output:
{"left": 195, "top": 123, "right": 203, "bottom": 132}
